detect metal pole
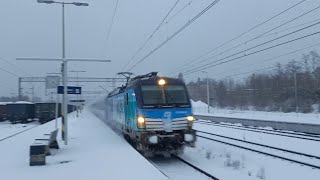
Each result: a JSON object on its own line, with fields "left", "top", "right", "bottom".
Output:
{"left": 31, "top": 85, "right": 35, "bottom": 102}
{"left": 76, "top": 71, "right": 79, "bottom": 117}
{"left": 62, "top": 3, "right": 69, "bottom": 145}
{"left": 18, "top": 77, "right": 22, "bottom": 100}
{"left": 206, "top": 75, "right": 210, "bottom": 113}
{"left": 294, "top": 71, "right": 298, "bottom": 113}
{"left": 55, "top": 93, "right": 59, "bottom": 129}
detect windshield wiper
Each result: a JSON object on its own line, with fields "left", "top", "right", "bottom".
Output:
{"left": 177, "top": 104, "right": 190, "bottom": 107}
{"left": 161, "top": 105, "right": 174, "bottom": 108}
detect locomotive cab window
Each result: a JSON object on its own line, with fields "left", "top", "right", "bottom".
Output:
{"left": 141, "top": 85, "right": 189, "bottom": 106}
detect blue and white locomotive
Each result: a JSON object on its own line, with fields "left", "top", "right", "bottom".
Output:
{"left": 105, "top": 72, "right": 196, "bottom": 156}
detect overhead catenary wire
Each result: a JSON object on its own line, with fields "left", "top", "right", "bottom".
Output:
{"left": 223, "top": 66, "right": 276, "bottom": 78}
{"left": 170, "top": 0, "right": 308, "bottom": 75}
{"left": 184, "top": 30, "right": 320, "bottom": 75}
{"left": 181, "top": 20, "right": 320, "bottom": 75}
{"left": 178, "top": 4, "right": 320, "bottom": 75}
{"left": 165, "top": 1, "right": 193, "bottom": 24}
{"left": 204, "top": 42, "right": 320, "bottom": 79}
{"left": 0, "top": 66, "right": 20, "bottom": 77}
{"left": 175, "top": 42, "right": 320, "bottom": 78}
{"left": 123, "top": 0, "right": 181, "bottom": 70}
{"left": 257, "top": 18, "right": 320, "bottom": 39}
{"left": 127, "top": 0, "right": 220, "bottom": 71}
{"left": 0, "top": 56, "right": 34, "bottom": 77}
{"left": 174, "top": 4, "right": 320, "bottom": 76}
{"left": 105, "top": 0, "right": 120, "bottom": 54}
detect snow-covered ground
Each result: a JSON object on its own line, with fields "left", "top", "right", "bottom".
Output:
{"left": 0, "top": 121, "right": 38, "bottom": 140}
{"left": 0, "top": 110, "right": 167, "bottom": 180}
{"left": 192, "top": 100, "right": 320, "bottom": 125}
{"left": 1, "top": 105, "right": 320, "bottom": 180}
{"left": 181, "top": 136, "right": 320, "bottom": 180}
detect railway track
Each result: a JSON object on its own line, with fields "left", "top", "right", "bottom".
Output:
{"left": 195, "top": 120, "right": 320, "bottom": 142}
{"left": 0, "top": 125, "right": 39, "bottom": 142}
{"left": 194, "top": 114, "right": 320, "bottom": 134}
{"left": 174, "top": 155, "right": 219, "bottom": 180}
{"left": 196, "top": 130, "right": 320, "bottom": 169}
{"left": 148, "top": 155, "right": 219, "bottom": 180}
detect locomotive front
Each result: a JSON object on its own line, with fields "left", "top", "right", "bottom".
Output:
{"left": 133, "top": 76, "right": 196, "bottom": 155}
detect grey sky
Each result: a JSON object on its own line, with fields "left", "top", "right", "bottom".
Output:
{"left": 1, "top": 0, "right": 320, "bottom": 99}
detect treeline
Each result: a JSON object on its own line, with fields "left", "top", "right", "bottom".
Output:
{"left": 185, "top": 50, "right": 320, "bottom": 113}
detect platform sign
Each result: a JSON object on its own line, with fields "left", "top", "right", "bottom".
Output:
{"left": 46, "top": 76, "right": 60, "bottom": 89}
{"left": 57, "top": 86, "right": 82, "bottom": 94}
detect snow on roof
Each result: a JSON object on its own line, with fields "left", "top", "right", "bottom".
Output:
{"left": 14, "top": 101, "right": 34, "bottom": 104}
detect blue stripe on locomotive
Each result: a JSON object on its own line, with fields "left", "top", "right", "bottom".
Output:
{"left": 137, "top": 108, "right": 192, "bottom": 120}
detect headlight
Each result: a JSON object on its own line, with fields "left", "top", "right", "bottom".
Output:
{"left": 137, "top": 116, "right": 146, "bottom": 128}
{"left": 158, "top": 79, "right": 166, "bottom": 85}
{"left": 187, "top": 115, "right": 194, "bottom": 121}
{"left": 137, "top": 116, "right": 145, "bottom": 123}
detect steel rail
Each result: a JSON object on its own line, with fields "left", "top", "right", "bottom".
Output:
{"left": 197, "top": 134, "right": 320, "bottom": 169}
{"left": 195, "top": 120, "right": 320, "bottom": 142}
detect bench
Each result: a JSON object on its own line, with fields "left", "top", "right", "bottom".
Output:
{"left": 29, "top": 129, "right": 59, "bottom": 166}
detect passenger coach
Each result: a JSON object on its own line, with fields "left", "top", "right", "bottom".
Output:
{"left": 105, "top": 72, "right": 196, "bottom": 156}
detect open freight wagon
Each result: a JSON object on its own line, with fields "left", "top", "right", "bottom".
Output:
{"left": 0, "top": 103, "right": 10, "bottom": 122}
{"left": 7, "top": 102, "right": 35, "bottom": 124}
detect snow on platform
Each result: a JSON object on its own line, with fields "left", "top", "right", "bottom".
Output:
{"left": 0, "top": 109, "right": 167, "bottom": 180}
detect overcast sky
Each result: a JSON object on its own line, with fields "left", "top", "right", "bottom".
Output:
{"left": 1, "top": 0, "right": 320, "bottom": 99}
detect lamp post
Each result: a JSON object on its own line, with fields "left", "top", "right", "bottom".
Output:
{"left": 201, "top": 71, "right": 210, "bottom": 113}
{"left": 37, "top": 0, "right": 89, "bottom": 145}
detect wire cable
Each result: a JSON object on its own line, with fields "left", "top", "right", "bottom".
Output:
{"left": 184, "top": 30, "right": 320, "bottom": 75}
{"left": 170, "top": 0, "right": 308, "bottom": 75}
{"left": 127, "top": 0, "right": 220, "bottom": 71}
{"left": 123, "top": 0, "right": 181, "bottom": 70}
{"left": 208, "top": 42, "right": 320, "bottom": 78}
{"left": 182, "top": 20, "right": 320, "bottom": 74}
{"left": 257, "top": 18, "right": 320, "bottom": 39}
{"left": 180, "top": 4, "right": 320, "bottom": 75}
{"left": 0, "top": 56, "right": 33, "bottom": 77}
{"left": 165, "top": 1, "right": 192, "bottom": 24}
{"left": 105, "top": 0, "right": 120, "bottom": 54}
{"left": 0, "top": 66, "right": 20, "bottom": 77}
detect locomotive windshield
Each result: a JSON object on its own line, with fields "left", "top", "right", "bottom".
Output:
{"left": 141, "top": 85, "right": 189, "bottom": 106}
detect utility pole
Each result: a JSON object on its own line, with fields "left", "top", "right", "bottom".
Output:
{"left": 31, "top": 85, "right": 35, "bottom": 102}
{"left": 294, "top": 71, "right": 298, "bottom": 113}
{"left": 202, "top": 71, "right": 210, "bottom": 113}
{"left": 18, "top": 77, "right": 22, "bottom": 100}
{"left": 206, "top": 76, "right": 210, "bottom": 113}
{"left": 17, "top": 0, "right": 110, "bottom": 146}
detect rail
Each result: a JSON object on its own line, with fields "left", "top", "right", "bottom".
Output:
{"left": 195, "top": 114, "right": 320, "bottom": 134}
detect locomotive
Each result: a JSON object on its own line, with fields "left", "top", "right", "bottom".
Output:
{"left": 105, "top": 72, "right": 196, "bottom": 156}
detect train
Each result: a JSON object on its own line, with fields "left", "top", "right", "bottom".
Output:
{"left": 0, "top": 102, "right": 76, "bottom": 124}
{"left": 105, "top": 72, "right": 196, "bottom": 156}
{"left": 0, "top": 103, "right": 8, "bottom": 122}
